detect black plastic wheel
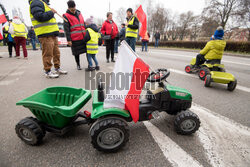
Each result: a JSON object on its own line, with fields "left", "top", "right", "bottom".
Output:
{"left": 89, "top": 117, "right": 130, "bottom": 152}
{"left": 15, "top": 117, "right": 45, "bottom": 145}
{"left": 204, "top": 75, "right": 212, "bottom": 87}
{"left": 198, "top": 67, "right": 210, "bottom": 80}
{"left": 174, "top": 110, "right": 200, "bottom": 135}
{"left": 227, "top": 79, "right": 237, "bottom": 91}
{"left": 185, "top": 65, "right": 192, "bottom": 73}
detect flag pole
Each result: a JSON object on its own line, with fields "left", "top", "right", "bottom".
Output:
{"left": 121, "top": 40, "right": 156, "bottom": 73}
{"left": 44, "top": 3, "right": 68, "bottom": 22}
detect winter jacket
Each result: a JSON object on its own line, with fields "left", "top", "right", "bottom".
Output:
{"left": 119, "top": 27, "right": 126, "bottom": 40}
{"left": 29, "top": 0, "right": 59, "bottom": 37}
{"left": 28, "top": 29, "right": 36, "bottom": 39}
{"left": 63, "top": 9, "right": 86, "bottom": 55}
{"left": 83, "top": 24, "right": 99, "bottom": 43}
{"left": 154, "top": 32, "right": 160, "bottom": 40}
{"left": 9, "top": 18, "right": 28, "bottom": 37}
{"left": 63, "top": 10, "right": 86, "bottom": 41}
{"left": 200, "top": 40, "right": 226, "bottom": 60}
{"left": 101, "top": 20, "right": 118, "bottom": 39}
{"left": 126, "top": 16, "right": 139, "bottom": 30}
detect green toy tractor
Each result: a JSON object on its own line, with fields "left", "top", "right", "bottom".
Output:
{"left": 15, "top": 68, "right": 200, "bottom": 152}
{"left": 185, "top": 58, "right": 237, "bottom": 91}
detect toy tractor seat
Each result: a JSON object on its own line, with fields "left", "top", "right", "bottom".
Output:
{"left": 97, "top": 77, "right": 105, "bottom": 102}
{"left": 205, "top": 59, "right": 221, "bottom": 64}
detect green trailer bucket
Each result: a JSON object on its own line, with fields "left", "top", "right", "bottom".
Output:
{"left": 16, "top": 87, "right": 92, "bottom": 128}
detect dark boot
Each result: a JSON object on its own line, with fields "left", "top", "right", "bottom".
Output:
{"left": 85, "top": 66, "right": 94, "bottom": 71}
{"left": 95, "top": 66, "right": 100, "bottom": 71}
{"left": 77, "top": 65, "right": 82, "bottom": 70}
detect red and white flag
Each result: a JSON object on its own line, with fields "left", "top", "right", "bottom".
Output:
{"left": 0, "top": 24, "right": 3, "bottom": 40}
{"left": 0, "top": 7, "right": 7, "bottom": 40}
{"left": 104, "top": 41, "right": 150, "bottom": 122}
{"left": 135, "top": 5, "right": 147, "bottom": 38}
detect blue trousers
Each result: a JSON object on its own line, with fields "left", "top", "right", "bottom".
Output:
{"left": 125, "top": 37, "right": 136, "bottom": 51}
{"left": 87, "top": 54, "right": 98, "bottom": 67}
{"left": 114, "top": 39, "right": 119, "bottom": 53}
{"left": 31, "top": 38, "right": 37, "bottom": 50}
{"left": 142, "top": 41, "right": 148, "bottom": 51}
{"left": 155, "top": 39, "right": 159, "bottom": 48}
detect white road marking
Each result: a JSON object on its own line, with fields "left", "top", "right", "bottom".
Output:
{"left": 222, "top": 60, "right": 250, "bottom": 66}
{"left": 237, "top": 85, "right": 250, "bottom": 93}
{"left": 191, "top": 103, "right": 250, "bottom": 167}
{"left": 9, "top": 71, "right": 24, "bottom": 76}
{"left": 144, "top": 121, "right": 203, "bottom": 167}
{"left": 169, "top": 68, "right": 250, "bottom": 93}
{"left": 196, "top": 126, "right": 223, "bottom": 167}
{"left": 0, "top": 78, "right": 19, "bottom": 86}
{"left": 150, "top": 50, "right": 250, "bottom": 66}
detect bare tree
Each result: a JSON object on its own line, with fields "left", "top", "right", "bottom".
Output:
{"left": 233, "top": 0, "right": 250, "bottom": 41}
{"left": 203, "top": 0, "right": 241, "bottom": 29}
{"left": 115, "top": 7, "right": 126, "bottom": 26}
{"left": 177, "top": 11, "right": 195, "bottom": 40}
{"left": 148, "top": 4, "right": 169, "bottom": 37}
{"left": 201, "top": 17, "right": 219, "bottom": 37}
{"left": 190, "top": 16, "right": 202, "bottom": 41}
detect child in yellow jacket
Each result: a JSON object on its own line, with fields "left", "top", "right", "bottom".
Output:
{"left": 195, "top": 26, "right": 226, "bottom": 67}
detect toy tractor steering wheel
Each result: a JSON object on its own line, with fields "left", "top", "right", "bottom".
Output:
{"left": 147, "top": 68, "right": 170, "bottom": 82}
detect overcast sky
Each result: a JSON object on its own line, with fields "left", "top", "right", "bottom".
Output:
{"left": 1, "top": 0, "right": 205, "bottom": 26}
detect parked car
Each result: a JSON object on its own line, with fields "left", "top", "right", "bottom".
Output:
{"left": 58, "top": 29, "right": 68, "bottom": 47}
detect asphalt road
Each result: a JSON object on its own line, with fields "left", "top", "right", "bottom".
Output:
{"left": 0, "top": 45, "right": 249, "bottom": 167}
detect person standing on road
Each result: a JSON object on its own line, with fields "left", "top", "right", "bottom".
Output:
{"left": 9, "top": 16, "right": 28, "bottom": 59}
{"left": 83, "top": 17, "right": 100, "bottom": 71}
{"left": 29, "top": 0, "right": 67, "bottom": 78}
{"left": 3, "top": 20, "right": 16, "bottom": 58}
{"left": 141, "top": 31, "right": 150, "bottom": 52}
{"left": 63, "top": 0, "right": 87, "bottom": 70}
{"left": 101, "top": 12, "right": 118, "bottom": 63}
{"left": 119, "top": 23, "right": 126, "bottom": 42}
{"left": 125, "top": 8, "right": 139, "bottom": 52}
{"left": 154, "top": 31, "right": 160, "bottom": 48}
{"left": 28, "top": 26, "right": 38, "bottom": 50}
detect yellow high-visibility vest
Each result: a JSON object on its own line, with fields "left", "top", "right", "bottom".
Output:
{"left": 12, "top": 23, "right": 27, "bottom": 38}
{"left": 86, "top": 28, "right": 99, "bottom": 54}
{"left": 29, "top": 0, "right": 59, "bottom": 36}
{"left": 126, "top": 16, "right": 138, "bottom": 38}
{"left": 4, "top": 26, "right": 9, "bottom": 38}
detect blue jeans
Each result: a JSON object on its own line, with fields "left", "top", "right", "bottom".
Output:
{"left": 155, "top": 39, "right": 159, "bottom": 48}
{"left": 31, "top": 38, "right": 36, "bottom": 50}
{"left": 142, "top": 41, "right": 148, "bottom": 52}
{"left": 87, "top": 54, "right": 98, "bottom": 67}
{"left": 125, "top": 37, "right": 136, "bottom": 52}
{"left": 114, "top": 39, "right": 119, "bottom": 53}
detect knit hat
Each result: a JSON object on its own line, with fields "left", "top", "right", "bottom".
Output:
{"left": 127, "top": 8, "right": 133, "bottom": 14}
{"left": 214, "top": 26, "right": 224, "bottom": 40}
{"left": 86, "top": 16, "right": 94, "bottom": 25}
